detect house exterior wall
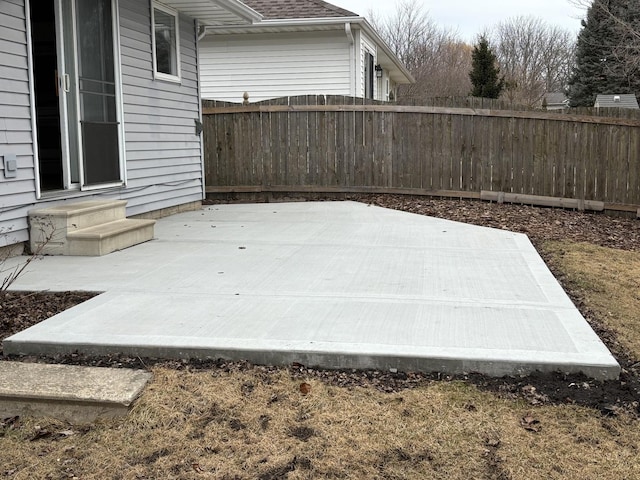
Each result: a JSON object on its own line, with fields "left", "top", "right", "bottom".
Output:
{"left": 199, "top": 31, "right": 352, "bottom": 102}
{"left": 0, "top": 0, "right": 37, "bottom": 246}
{"left": 118, "top": 0, "right": 204, "bottom": 215}
{"left": 0, "top": 0, "right": 205, "bottom": 247}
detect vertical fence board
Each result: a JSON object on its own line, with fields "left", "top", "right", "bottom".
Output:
{"left": 450, "top": 115, "right": 462, "bottom": 190}
{"left": 616, "top": 126, "right": 630, "bottom": 204}
{"left": 583, "top": 123, "right": 598, "bottom": 200}
{"left": 441, "top": 115, "right": 453, "bottom": 190}
{"left": 372, "top": 111, "right": 381, "bottom": 187}
{"left": 383, "top": 112, "right": 393, "bottom": 187}
{"left": 391, "top": 113, "right": 401, "bottom": 187}
{"left": 523, "top": 117, "right": 535, "bottom": 195}
{"left": 531, "top": 119, "right": 545, "bottom": 197}
{"left": 606, "top": 126, "right": 621, "bottom": 202}
{"left": 574, "top": 122, "right": 587, "bottom": 204}
{"left": 332, "top": 96, "right": 346, "bottom": 186}
{"left": 593, "top": 123, "right": 605, "bottom": 201}
{"left": 407, "top": 113, "right": 419, "bottom": 188}
{"left": 628, "top": 127, "right": 639, "bottom": 205}
{"left": 500, "top": 118, "right": 513, "bottom": 193}
{"left": 512, "top": 117, "right": 524, "bottom": 194}
{"left": 303, "top": 96, "right": 315, "bottom": 185}
{"left": 354, "top": 108, "right": 364, "bottom": 186}
{"left": 421, "top": 113, "right": 434, "bottom": 190}
{"left": 364, "top": 109, "right": 375, "bottom": 186}
{"left": 261, "top": 100, "right": 273, "bottom": 186}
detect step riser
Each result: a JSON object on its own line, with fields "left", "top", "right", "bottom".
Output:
{"left": 30, "top": 200, "right": 128, "bottom": 230}
{"left": 68, "top": 223, "right": 155, "bottom": 256}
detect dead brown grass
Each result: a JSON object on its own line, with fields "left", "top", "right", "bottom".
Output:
{"left": 2, "top": 368, "right": 640, "bottom": 479}
{"left": 2, "top": 241, "right": 640, "bottom": 479}
{"left": 543, "top": 241, "right": 640, "bottom": 360}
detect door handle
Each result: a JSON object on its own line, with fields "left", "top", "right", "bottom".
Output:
{"left": 63, "top": 74, "right": 70, "bottom": 93}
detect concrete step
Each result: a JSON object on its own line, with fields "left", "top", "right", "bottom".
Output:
{"left": 0, "top": 362, "right": 152, "bottom": 423}
{"left": 66, "top": 218, "right": 156, "bottom": 256}
{"left": 28, "top": 200, "right": 155, "bottom": 256}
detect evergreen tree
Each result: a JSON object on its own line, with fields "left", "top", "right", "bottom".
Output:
{"left": 568, "top": 0, "right": 640, "bottom": 107}
{"left": 469, "top": 36, "right": 504, "bottom": 99}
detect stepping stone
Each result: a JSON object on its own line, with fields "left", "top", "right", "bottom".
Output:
{"left": 0, "top": 362, "right": 152, "bottom": 423}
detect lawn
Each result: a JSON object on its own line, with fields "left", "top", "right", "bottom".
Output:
{"left": 1, "top": 198, "right": 639, "bottom": 479}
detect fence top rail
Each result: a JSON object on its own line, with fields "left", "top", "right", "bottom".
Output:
{"left": 202, "top": 103, "right": 640, "bottom": 127}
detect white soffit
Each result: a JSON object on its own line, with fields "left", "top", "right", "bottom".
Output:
{"left": 158, "top": 0, "right": 262, "bottom": 25}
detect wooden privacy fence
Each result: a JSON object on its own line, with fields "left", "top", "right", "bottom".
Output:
{"left": 202, "top": 96, "right": 640, "bottom": 213}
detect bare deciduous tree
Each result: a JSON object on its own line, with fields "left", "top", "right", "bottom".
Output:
{"left": 370, "top": 0, "right": 472, "bottom": 101}
{"left": 490, "top": 16, "right": 576, "bottom": 107}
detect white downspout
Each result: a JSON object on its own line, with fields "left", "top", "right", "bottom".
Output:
{"left": 195, "top": 20, "right": 206, "bottom": 201}
{"left": 345, "top": 23, "right": 355, "bottom": 97}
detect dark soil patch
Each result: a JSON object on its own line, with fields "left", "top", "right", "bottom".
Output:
{"left": 259, "top": 456, "right": 312, "bottom": 480}
{"left": 288, "top": 425, "right": 316, "bottom": 442}
{"left": 2, "top": 198, "right": 640, "bottom": 418}
{"left": 0, "top": 291, "right": 97, "bottom": 356}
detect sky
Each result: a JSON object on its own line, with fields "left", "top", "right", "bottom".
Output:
{"left": 331, "top": 0, "right": 587, "bottom": 42}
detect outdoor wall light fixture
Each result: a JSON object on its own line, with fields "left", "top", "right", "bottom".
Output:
{"left": 375, "top": 64, "right": 383, "bottom": 78}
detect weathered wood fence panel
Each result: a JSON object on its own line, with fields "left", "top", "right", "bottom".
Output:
{"left": 202, "top": 96, "right": 640, "bottom": 212}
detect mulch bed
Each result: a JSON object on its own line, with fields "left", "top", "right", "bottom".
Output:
{"left": 1, "top": 197, "right": 639, "bottom": 417}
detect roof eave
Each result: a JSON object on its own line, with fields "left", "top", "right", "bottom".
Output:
{"left": 159, "top": 0, "right": 262, "bottom": 25}
{"left": 218, "top": 0, "right": 264, "bottom": 23}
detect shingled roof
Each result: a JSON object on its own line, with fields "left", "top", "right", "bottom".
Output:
{"left": 594, "top": 94, "right": 639, "bottom": 109}
{"left": 241, "top": 0, "right": 358, "bottom": 19}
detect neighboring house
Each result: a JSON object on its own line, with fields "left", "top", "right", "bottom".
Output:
{"left": 198, "top": 0, "right": 414, "bottom": 103}
{"left": 0, "top": 0, "right": 262, "bottom": 251}
{"left": 544, "top": 92, "right": 569, "bottom": 110}
{"left": 594, "top": 94, "right": 640, "bottom": 109}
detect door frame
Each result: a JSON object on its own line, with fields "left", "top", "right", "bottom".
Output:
{"left": 27, "top": 0, "right": 127, "bottom": 199}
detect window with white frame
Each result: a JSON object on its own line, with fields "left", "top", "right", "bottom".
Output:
{"left": 152, "top": 2, "right": 180, "bottom": 82}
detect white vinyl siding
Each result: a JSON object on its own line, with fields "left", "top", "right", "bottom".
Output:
{"left": 0, "top": 0, "right": 37, "bottom": 246}
{"left": 199, "top": 31, "right": 351, "bottom": 102}
{"left": 117, "top": 0, "right": 203, "bottom": 215}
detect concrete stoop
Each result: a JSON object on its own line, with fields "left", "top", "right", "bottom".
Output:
{"left": 0, "top": 362, "right": 152, "bottom": 423}
{"left": 29, "top": 200, "right": 155, "bottom": 256}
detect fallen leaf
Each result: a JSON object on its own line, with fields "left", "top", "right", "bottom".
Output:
{"left": 1, "top": 416, "right": 20, "bottom": 430}
{"left": 520, "top": 413, "right": 541, "bottom": 432}
{"left": 30, "top": 429, "right": 52, "bottom": 441}
{"left": 192, "top": 463, "right": 204, "bottom": 473}
{"left": 299, "top": 383, "right": 311, "bottom": 395}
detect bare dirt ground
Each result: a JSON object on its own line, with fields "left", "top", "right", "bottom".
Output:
{"left": 1, "top": 197, "right": 640, "bottom": 479}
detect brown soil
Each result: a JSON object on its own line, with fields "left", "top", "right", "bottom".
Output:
{"left": 1, "top": 197, "right": 639, "bottom": 419}
{"left": 0, "top": 291, "right": 96, "bottom": 356}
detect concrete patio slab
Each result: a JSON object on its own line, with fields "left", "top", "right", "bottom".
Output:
{"left": 2, "top": 201, "right": 620, "bottom": 379}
